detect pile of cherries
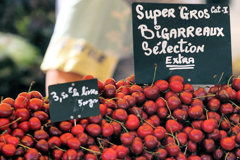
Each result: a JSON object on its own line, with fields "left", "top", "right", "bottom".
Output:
{"left": 0, "top": 74, "right": 240, "bottom": 160}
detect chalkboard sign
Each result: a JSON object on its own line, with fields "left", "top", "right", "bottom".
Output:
{"left": 48, "top": 79, "right": 100, "bottom": 122}
{"left": 132, "top": 3, "right": 232, "bottom": 84}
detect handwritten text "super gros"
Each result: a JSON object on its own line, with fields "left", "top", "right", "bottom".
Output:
{"left": 136, "top": 4, "right": 211, "bottom": 25}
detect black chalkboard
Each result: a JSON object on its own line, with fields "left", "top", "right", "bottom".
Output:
{"left": 48, "top": 79, "right": 100, "bottom": 122}
{"left": 132, "top": 3, "right": 232, "bottom": 84}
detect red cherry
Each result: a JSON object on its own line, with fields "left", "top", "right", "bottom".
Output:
{"left": 59, "top": 121, "right": 72, "bottom": 132}
{"left": 112, "top": 109, "right": 128, "bottom": 122}
{"left": 129, "top": 85, "right": 143, "bottom": 93}
{"left": 16, "top": 108, "right": 30, "bottom": 121}
{"left": 189, "top": 129, "right": 204, "bottom": 143}
{"left": 6, "top": 136, "right": 20, "bottom": 147}
{"left": 125, "top": 114, "right": 140, "bottom": 130}
{"left": 144, "top": 135, "right": 158, "bottom": 149}
{"left": 98, "top": 80, "right": 104, "bottom": 90}
{"left": 153, "top": 126, "right": 166, "bottom": 140}
{"left": 176, "top": 132, "right": 188, "bottom": 146}
{"left": 29, "top": 91, "right": 43, "bottom": 99}
{"left": 220, "top": 103, "right": 233, "bottom": 115}
{"left": 33, "top": 111, "right": 49, "bottom": 122}
{"left": 143, "top": 100, "right": 157, "bottom": 115}
{"left": 131, "top": 137, "right": 143, "bottom": 156}
{"left": 63, "top": 149, "right": 77, "bottom": 160}
{"left": 11, "top": 128, "right": 24, "bottom": 139}
{"left": 184, "top": 83, "right": 194, "bottom": 92}
{"left": 48, "top": 136, "right": 61, "bottom": 149}
{"left": 71, "top": 124, "right": 84, "bottom": 135}
{"left": 104, "top": 78, "right": 116, "bottom": 86}
{"left": 60, "top": 133, "right": 74, "bottom": 145}
{"left": 21, "top": 136, "right": 34, "bottom": 147}
{"left": 208, "top": 98, "right": 221, "bottom": 111}
{"left": 36, "top": 139, "right": 49, "bottom": 152}
{"left": 115, "top": 145, "right": 128, "bottom": 158}
{"left": 99, "top": 104, "right": 107, "bottom": 116}
{"left": 169, "top": 75, "right": 184, "bottom": 83}
{"left": 166, "top": 143, "right": 180, "bottom": 157}
{"left": 86, "top": 124, "right": 101, "bottom": 137}
{"left": 104, "top": 84, "right": 116, "bottom": 98}
{"left": 67, "top": 138, "right": 81, "bottom": 150}
{"left": 14, "top": 96, "right": 28, "bottom": 109}
{"left": 83, "top": 75, "right": 94, "bottom": 80}
{"left": 154, "top": 80, "right": 169, "bottom": 92}
{"left": 0, "top": 103, "right": 13, "bottom": 117}
{"left": 236, "top": 90, "right": 240, "bottom": 103}
{"left": 232, "top": 78, "right": 240, "bottom": 91}
{"left": 102, "top": 148, "right": 117, "bottom": 160}
{"left": 34, "top": 129, "right": 49, "bottom": 140}
{"left": 1, "top": 97, "right": 15, "bottom": 107}
{"left": 188, "top": 140, "right": 197, "bottom": 153}
{"left": 137, "top": 125, "right": 153, "bottom": 138}
{"left": 2, "top": 144, "right": 16, "bottom": 157}
{"left": 143, "top": 86, "right": 160, "bottom": 100}
{"left": 220, "top": 137, "right": 235, "bottom": 151}
{"left": 188, "top": 105, "right": 203, "bottom": 119}
{"left": 28, "top": 117, "right": 41, "bottom": 130}
{"left": 203, "top": 138, "right": 215, "bottom": 153}
{"left": 120, "top": 133, "right": 134, "bottom": 146}
{"left": 18, "top": 121, "right": 30, "bottom": 132}
{"left": 102, "top": 123, "right": 114, "bottom": 137}
{"left": 202, "top": 119, "right": 216, "bottom": 133}
{"left": 131, "top": 92, "right": 145, "bottom": 105}
{"left": 155, "top": 148, "right": 167, "bottom": 160}
{"left": 167, "top": 96, "right": 181, "bottom": 110}
{"left": 169, "top": 81, "right": 183, "bottom": 93}
{"left": 165, "top": 119, "right": 182, "bottom": 133}
{"left": 188, "top": 155, "right": 201, "bottom": 160}
{"left": 180, "top": 91, "right": 193, "bottom": 104}
{"left": 28, "top": 98, "right": 43, "bottom": 111}
{"left": 0, "top": 118, "right": 10, "bottom": 130}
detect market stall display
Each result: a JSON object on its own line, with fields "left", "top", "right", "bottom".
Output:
{"left": 0, "top": 74, "right": 240, "bottom": 159}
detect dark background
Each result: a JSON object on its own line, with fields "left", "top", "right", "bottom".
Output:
{"left": 0, "top": 0, "right": 55, "bottom": 98}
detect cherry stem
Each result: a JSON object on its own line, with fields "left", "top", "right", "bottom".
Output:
{"left": 105, "top": 115, "right": 128, "bottom": 133}
{"left": 80, "top": 146, "right": 101, "bottom": 155}
{"left": 167, "top": 128, "right": 180, "bottom": 146}
{"left": 44, "top": 121, "right": 51, "bottom": 127}
{"left": 97, "top": 138, "right": 104, "bottom": 150}
{"left": 217, "top": 72, "right": 224, "bottom": 85}
{"left": 160, "top": 97, "right": 172, "bottom": 117}
{"left": 134, "top": 108, "right": 144, "bottom": 124}
{"left": 0, "top": 117, "right": 22, "bottom": 129}
{"left": 97, "top": 137, "right": 115, "bottom": 146}
{"left": 116, "top": 85, "right": 132, "bottom": 92}
{"left": 204, "top": 108, "right": 209, "bottom": 119}
{"left": 134, "top": 108, "right": 155, "bottom": 128}
{"left": 44, "top": 96, "right": 48, "bottom": 103}
{"left": 224, "top": 152, "right": 229, "bottom": 160}
{"left": 54, "top": 145, "right": 66, "bottom": 152}
{"left": 229, "top": 100, "right": 240, "bottom": 110}
{"left": 18, "top": 143, "right": 31, "bottom": 150}
{"left": 218, "top": 114, "right": 224, "bottom": 127}
{"left": 192, "top": 94, "right": 215, "bottom": 100}
{"left": 151, "top": 63, "right": 158, "bottom": 87}
{"left": 0, "top": 96, "right": 3, "bottom": 103}
{"left": 184, "top": 143, "right": 188, "bottom": 155}
{"left": 26, "top": 134, "right": 38, "bottom": 142}
{"left": 1, "top": 130, "right": 7, "bottom": 136}
{"left": 227, "top": 75, "right": 234, "bottom": 86}
{"left": 28, "top": 81, "right": 35, "bottom": 93}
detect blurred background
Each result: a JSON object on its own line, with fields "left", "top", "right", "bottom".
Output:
{"left": 0, "top": 0, "right": 55, "bottom": 98}
{"left": 0, "top": 0, "right": 239, "bottom": 98}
